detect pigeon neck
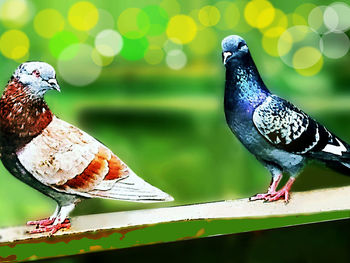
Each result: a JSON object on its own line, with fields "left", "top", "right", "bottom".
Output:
{"left": 0, "top": 79, "right": 53, "bottom": 152}
{"left": 225, "top": 57, "right": 270, "bottom": 106}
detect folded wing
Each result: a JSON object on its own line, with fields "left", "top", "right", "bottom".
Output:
{"left": 17, "top": 116, "right": 173, "bottom": 202}
{"left": 253, "top": 95, "right": 350, "bottom": 161}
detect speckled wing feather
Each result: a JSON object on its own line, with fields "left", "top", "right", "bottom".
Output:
{"left": 252, "top": 95, "right": 349, "bottom": 157}
{"left": 16, "top": 116, "right": 172, "bottom": 202}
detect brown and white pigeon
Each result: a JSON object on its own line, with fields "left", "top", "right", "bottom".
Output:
{"left": 0, "top": 62, "right": 173, "bottom": 234}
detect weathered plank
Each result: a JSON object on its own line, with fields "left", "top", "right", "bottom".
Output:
{"left": 1, "top": 186, "right": 350, "bottom": 262}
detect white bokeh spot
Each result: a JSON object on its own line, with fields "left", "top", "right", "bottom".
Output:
{"left": 166, "top": 49, "right": 187, "bottom": 70}
{"left": 95, "top": 29, "right": 123, "bottom": 57}
{"left": 58, "top": 44, "right": 102, "bottom": 86}
{"left": 320, "top": 32, "right": 350, "bottom": 59}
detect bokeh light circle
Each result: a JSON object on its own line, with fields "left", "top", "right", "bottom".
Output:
{"left": 166, "top": 15, "right": 197, "bottom": 44}
{"left": 292, "top": 46, "right": 322, "bottom": 69}
{"left": 0, "top": 0, "right": 31, "bottom": 28}
{"left": 89, "top": 9, "right": 114, "bottom": 36}
{"left": 144, "top": 45, "right": 164, "bottom": 65}
{"left": 120, "top": 37, "right": 149, "bottom": 61}
{"left": 91, "top": 48, "right": 114, "bottom": 66}
{"left": 287, "top": 13, "right": 307, "bottom": 27}
{"left": 244, "top": 0, "right": 275, "bottom": 29}
{"left": 259, "top": 9, "right": 287, "bottom": 35}
{"left": 324, "top": 2, "right": 350, "bottom": 32}
{"left": 14, "top": 51, "right": 29, "bottom": 63}
{"left": 189, "top": 9, "right": 205, "bottom": 31}
{"left": 188, "top": 28, "right": 218, "bottom": 56}
{"left": 143, "top": 5, "right": 169, "bottom": 36}
{"left": 320, "top": 32, "right": 350, "bottom": 59}
{"left": 214, "top": 1, "right": 240, "bottom": 30}
{"left": 49, "top": 31, "right": 79, "bottom": 59}
{"left": 95, "top": 29, "right": 123, "bottom": 57}
{"left": 308, "top": 6, "right": 329, "bottom": 34}
{"left": 262, "top": 27, "right": 287, "bottom": 57}
{"left": 198, "top": 5, "right": 221, "bottom": 27}
{"left": 117, "top": 8, "right": 150, "bottom": 39}
{"left": 295, "top": 55, "right": 323, "bottom": 76}
{"left": 34, "top": 9, "right": 64, "bottom": 38}
{"left": 166, "top": 49, "right": 187, "bottom": 70}
{"left": 68, "top": 1, "right": 98, "bottom": 31}
{"left": 278, "top": 25, "right": 321, "bottom": 69}
{"left": 289, "top": 3, "right": 317, "bottom": 27}
{"left": 0, "top": 29, "right": 29, "bottom": 59}
{"left": 58, "top": 44, "right": 101, "bottom": 86}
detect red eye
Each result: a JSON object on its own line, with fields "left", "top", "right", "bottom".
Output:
{"left": 32, "top": 70, "right": 40, "bottom": 78}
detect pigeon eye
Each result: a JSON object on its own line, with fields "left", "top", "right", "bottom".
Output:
{"left": 237, "top": 42, "right": 246, "bottom": 50}
{"left": 32, "top": 70, "right": 40, "bottom": 78}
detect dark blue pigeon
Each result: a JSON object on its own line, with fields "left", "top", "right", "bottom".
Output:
{"left": 222, "top": 35, "right": 350, "bottom": 202}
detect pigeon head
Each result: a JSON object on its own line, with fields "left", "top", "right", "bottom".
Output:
{"left": 12, "top": 62, "right": 60, "bottom": 97}
{"left": 222, "top": 35, "right": 249, "bottom": 66}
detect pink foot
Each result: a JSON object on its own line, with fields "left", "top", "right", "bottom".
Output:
{"left": 266, "top": 189, "right": 290, "bottom": 202}
{"left": 265, "top": 177, "right": 296, "bottom": 203}
{"left": 249, "top": 192, "right": 276, "bottom": 201}
{"left": 249, "top": 174, "right": 282, "bottom": 201}
{"left": 27, "top": 218, "right": 55, "bottom": 227}
{"left": 28, "top": 219, "right": 71, "bottom": 235}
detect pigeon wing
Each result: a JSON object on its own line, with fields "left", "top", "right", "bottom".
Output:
{"left": 16, "top": 116, "right": 173, "bottom": 202}
{"left": 252, "top": 95, "right": 350, "bottom": 157}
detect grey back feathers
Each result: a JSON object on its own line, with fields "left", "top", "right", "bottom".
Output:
{"left": 253, "top": 94, "right": 348, "bottom": 157}
{"left": 253, "top": 95, "right": 312, "bottom": 152}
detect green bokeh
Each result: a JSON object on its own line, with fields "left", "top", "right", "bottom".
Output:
{"left": 143, "top": 5, "right": 169, "bottom": 36}
{"left": 120, "top": 37, "right": 149, "bottom": 60}
{"left": 49, "top": 31, "right": 79, "bottom": 59}
{"left": 118, "top": 8, "right": 150, "bottom": 39}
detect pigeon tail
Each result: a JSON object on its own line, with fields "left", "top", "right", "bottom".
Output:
{"left": 308, "top": 139, "right": 350, "bottom": 176}
{"left": 87, "top": 170, "right": 174, "bottom": 203}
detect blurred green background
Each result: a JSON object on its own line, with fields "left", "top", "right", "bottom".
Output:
{"left": 0, "top": 0, "right": 350, "bottom": 238}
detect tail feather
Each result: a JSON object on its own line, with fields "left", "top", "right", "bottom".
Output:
{"left": 88, "top": 170, "right": 174, "bottom": 203}
{"left": 308, "top": 132, "right": 350, "bottom": 176}
{"left": 325, "top": 160, "right": 350, "bottom": 176}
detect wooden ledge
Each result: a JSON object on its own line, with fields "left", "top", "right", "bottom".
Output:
{"left": 1, "top": 186, "right": 350, "bottom": 262}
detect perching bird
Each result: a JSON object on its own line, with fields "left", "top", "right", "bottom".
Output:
{"left": 222, "top": 35, "right": 350, "bottom": 202}
{"left": 0, "top": 62, "right": 173, "bottom": 234}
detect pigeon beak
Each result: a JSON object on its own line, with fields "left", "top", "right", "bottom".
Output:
{"left": 222, "top": 51, "right": 232, "bottom": 65}
{"left": 48, "top": 79, "right": 60, "bottom": 92}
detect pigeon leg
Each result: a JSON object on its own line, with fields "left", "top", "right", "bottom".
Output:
{"left": 249, "top": 174, "right": 282, "bottom": 201}
{"left": 28, "top": 204, "right": 75, "bottom": 235}
{"left": 266, "top": 177, "right": 296, "bottom": 203}
{"left": 27, "top": 205, "right": 60, "bottom": 226}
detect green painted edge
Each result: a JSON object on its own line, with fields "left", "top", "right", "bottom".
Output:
{"left": 1, "top": 210, "right": 350, "bottom": 262}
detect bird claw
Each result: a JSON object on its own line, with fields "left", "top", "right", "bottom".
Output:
{"left": 27, "top": 218, "right": 71, "bottom": 235}
{"left": 249, "top": 192, "right": 276, "bottom": 201}
{"left": 27, "top": 218, "right": 55, "bottom": 227}
{"left": 265, "top": 189, "right": 290, "bottom": 203}
{"left": 250, "top": 190, "right": 290, "bottom": 203}
{"left": 28, "top": 221, "right": 71, "bottom": 235}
